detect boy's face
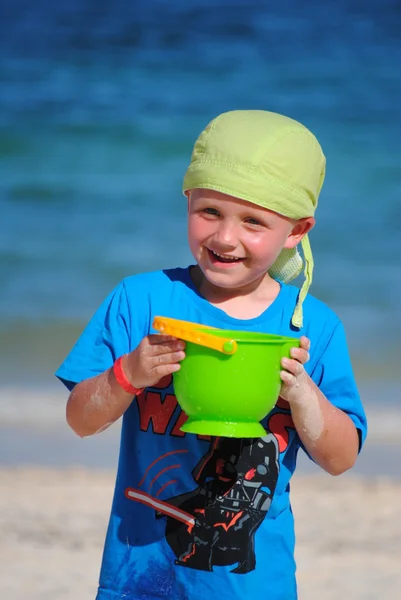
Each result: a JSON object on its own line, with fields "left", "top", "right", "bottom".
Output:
{"left": 187, "top": 189, "right": 314, "bottom": 293}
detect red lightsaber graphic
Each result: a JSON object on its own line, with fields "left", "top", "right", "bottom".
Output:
{"left": 125, "top": 488, "right": 195, "bottom": 528}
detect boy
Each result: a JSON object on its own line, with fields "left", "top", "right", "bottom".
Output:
{"left": 56, "top": 110, "right": 367, "bottom": 599}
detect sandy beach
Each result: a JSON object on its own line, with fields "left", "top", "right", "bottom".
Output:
{"left": 1, "top": 467, "right": 400, "bottom": 600}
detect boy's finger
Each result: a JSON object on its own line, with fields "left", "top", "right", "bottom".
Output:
{"left": 151, "top": 362, "right": 182, "bottom": 378}
{"left": 155, "top": 350, "right": 186, "bottom": 366}
{"left": 148, "top": 334, "right": 181, "bottom": 344}
{"left": 280, "top": 370, "right": 297, "bottom": 386}
{"left": 281, "top": 357, "right": 304, "bottom": 375}
{"left": 148, "top": 339, "right": 186, "bottom": 355}
{"left": 290, "top": 347, "right": 310, "bottom": 364}
{"left": 299, "top": 336, "right": 311, "bottom": 350}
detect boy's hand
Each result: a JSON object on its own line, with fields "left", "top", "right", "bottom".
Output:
{"left": 279, "top": 336, "right": 311, "bottom": 405}
{"left": 122, "top": 334, "right": 186, "bottom": 390}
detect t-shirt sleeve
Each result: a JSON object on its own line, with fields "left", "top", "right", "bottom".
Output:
{"left": 55, "top": 280, "right": 140, "bottom": 391}
{"left": 309, "top": 320, "right": 368, "bottom": 452}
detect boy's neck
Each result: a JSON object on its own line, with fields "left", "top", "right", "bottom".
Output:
{"left": 190, "top": 266, "right": 281, "bottom": 320}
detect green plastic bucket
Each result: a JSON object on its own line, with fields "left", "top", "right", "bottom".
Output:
{"left": 172, "top": 327, "right": 299, "bottom": 438}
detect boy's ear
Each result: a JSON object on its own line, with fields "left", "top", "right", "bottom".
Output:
{"left": 284, "top": 217, "right": 315, "bottom": 249}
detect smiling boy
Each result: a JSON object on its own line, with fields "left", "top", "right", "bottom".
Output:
{"left": 187, "top": 188, "right": 314, "bottom": 320}
{"left": 56, "top": 110, "right": 367, "bottom": 600}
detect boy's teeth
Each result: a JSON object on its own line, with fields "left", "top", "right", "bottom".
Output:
{"left": 212, "top": 251, "right": 240, "bottom": 261}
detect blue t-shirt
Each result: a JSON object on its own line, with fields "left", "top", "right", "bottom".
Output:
{"left": 56, "top": 267, "right": 367, "bottom": 600}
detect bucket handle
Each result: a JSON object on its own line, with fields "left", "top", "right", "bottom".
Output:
{"left": 152, "top": 316, "right": 237, "bottom": 355}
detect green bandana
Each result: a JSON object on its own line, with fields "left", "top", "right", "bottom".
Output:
{"left": 182, "top": 110, "right": 326, "bottom": 328}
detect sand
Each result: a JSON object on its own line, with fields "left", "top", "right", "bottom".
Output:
{"left": 1, "top": 468, "right": 400, "bottom": 599}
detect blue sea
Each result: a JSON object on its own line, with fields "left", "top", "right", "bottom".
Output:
{"left": 0, "top": 0, "right": 400, "bottom": 465}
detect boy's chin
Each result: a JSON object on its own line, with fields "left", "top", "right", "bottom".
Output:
{"left": 199, "top": 268, "right": 259, "bottom": 292}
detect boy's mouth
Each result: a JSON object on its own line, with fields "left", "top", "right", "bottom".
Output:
{"left": 207, "top": 249, "right": 244, "bottom": 264}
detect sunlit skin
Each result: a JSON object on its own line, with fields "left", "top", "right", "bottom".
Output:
{"left": 66, "top": 188, "right": 360, "bottom": 476}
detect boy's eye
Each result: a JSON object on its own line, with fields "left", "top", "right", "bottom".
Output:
{"left": 245, "top": 217, "right": 263, "bottom": 226}
{"left": 203, "top": 207, "right": 220, "bottom": 216}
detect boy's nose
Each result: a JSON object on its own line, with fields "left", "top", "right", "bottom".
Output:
{"left": 214, "top": 221, "right": 237, "bottom": 247}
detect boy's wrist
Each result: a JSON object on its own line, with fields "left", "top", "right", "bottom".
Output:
{"left": 281, "top": 372, "right": 312, "bottom": 407}
{"left": 113, "top": 355, "right": 144, "bottom": 396}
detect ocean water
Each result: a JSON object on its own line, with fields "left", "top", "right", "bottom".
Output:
{"left": 1, "top": 0, "right": 400, "bottom": 409}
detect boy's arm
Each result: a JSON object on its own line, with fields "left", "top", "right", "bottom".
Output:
{"left": 280, "top": 337, "right": 360, "bottom": 476}
{"left": 66, "top": 367, "right": 136, "bottom": 437}
{"left": 66, "top": 334, "right": 185, "bottom": 437}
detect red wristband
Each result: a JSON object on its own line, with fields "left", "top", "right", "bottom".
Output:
{"left": 113, "top": 355, "right": 144, "bottom": 396}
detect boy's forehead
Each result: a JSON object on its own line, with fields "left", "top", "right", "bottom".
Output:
{"left": 189, "top": 188, "right": 258, "bottom": 205}
{"left": 188, "top": 188, "right": 288, "bottom": 218}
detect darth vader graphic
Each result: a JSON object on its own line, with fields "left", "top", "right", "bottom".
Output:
{"left": 156, "top": 434, "right": 280, "bottom": 573}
